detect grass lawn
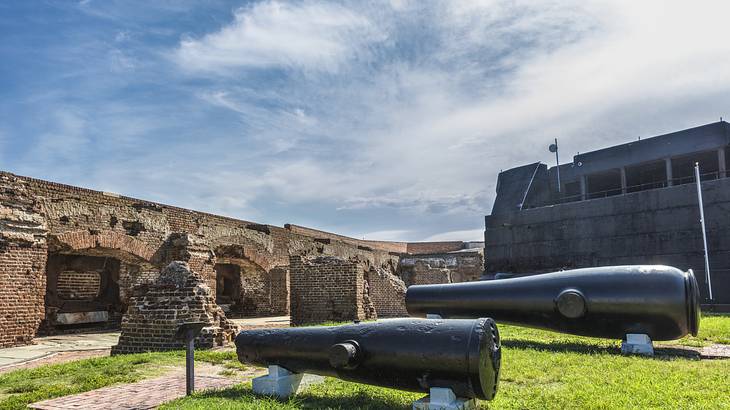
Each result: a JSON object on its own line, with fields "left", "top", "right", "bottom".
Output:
{"left": 1, "top": 314, "right": 728, "bottom": 410}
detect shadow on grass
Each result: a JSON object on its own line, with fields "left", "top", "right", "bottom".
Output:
{"left": 189, "top": 384, "right": 411, "bottom": 410}
{"left": 502, "top": 339, "right": 701, "bottom": 359}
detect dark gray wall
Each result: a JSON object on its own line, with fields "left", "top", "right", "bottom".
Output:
{"left": 491, "top": 162, "right": 550, "bottom": 215}
{"left": 485, "top": 177, "right": 730, "bottom": 304}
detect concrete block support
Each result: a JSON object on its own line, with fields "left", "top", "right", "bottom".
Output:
{"left": 413, "top": 387, "right": 477, "bottom": 410}
{"left": 252, "top": 365, "right": 304, "bottom": 398}
{"left": 621, "top": 333, "right": 654, "bottom": 356}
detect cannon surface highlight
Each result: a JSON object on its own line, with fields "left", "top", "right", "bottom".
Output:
{"left": 235, "top": 318, "right": 501, "bottom": 400}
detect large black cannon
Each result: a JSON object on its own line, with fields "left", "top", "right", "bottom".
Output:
{"left": 406, "top": 265, "right": 700, "bottom": 341}
{"left": 235, "top": 318, "right": 501, "bottom": 400}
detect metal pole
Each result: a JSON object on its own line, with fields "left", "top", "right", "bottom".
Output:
{"left": 694, "top": 163, "right": 714, "bottom": 300}
{"left": 554, "top": 138, "right": 561, "bottom": 192}
{"left": 186, "top": 329, "right": 195, "bottom": 395}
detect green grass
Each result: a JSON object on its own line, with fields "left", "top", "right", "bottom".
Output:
{"left": 164, "top": 314, "right": 730, "bottom": 410}
{"left": 0, "top": 349, "right": 242, "bottom": 410}
{"left": 1, "top": 315, "right": 727, "bottom": 410}
{"left": 676, "top": 313, "right": 730, "bottom": 346}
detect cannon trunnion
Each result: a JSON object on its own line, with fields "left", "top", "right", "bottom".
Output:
{"left": 235, "top": 318, "right": 501, "bottom": 400}
{"left": 406, "top": 265, "right": 700, "bottom": 341}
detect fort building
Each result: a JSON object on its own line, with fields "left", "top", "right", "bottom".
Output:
{"left": 0, "top": 171, "right": 482, "bottom": 349}
{"left": 484, "top": 121, "right": 730, "bottom": 308}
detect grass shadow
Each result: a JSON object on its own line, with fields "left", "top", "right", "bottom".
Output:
{"left": 189, "top": 384, "right": 412, "bottom": 410}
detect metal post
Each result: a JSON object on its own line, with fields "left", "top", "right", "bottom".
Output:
{"left": 695, "top": 163, "right": 714, "bottom": 300}
{"left": 554, "top": 138, "right": 561, "bottom": 192}
{"left": 549, "top": 139, "right": 561, "bottom": 192}
{"left": 186, "top": 329, "right": 195, "bottom": 395}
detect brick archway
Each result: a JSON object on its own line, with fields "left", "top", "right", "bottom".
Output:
{"left": 212, "top": 241, "right": 275, "bottom": 272}
{"left": 51, "top": 230, "right": 156, "bottom": 263}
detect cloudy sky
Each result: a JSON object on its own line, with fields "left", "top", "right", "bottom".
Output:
{"left": 1, "top": 1, "right": 729, "bottom": 241}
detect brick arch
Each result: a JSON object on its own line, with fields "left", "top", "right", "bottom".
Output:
{"left": 51, "top": 230, "right": 156, "bottom": 263}
{"left": 212, "top": 242, "right": 275, "bottom": 272}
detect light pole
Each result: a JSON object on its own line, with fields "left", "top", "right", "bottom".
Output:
{"left": 549, "top": 138, "right": 561, "bottom": 192}
{"left": 695, "top": 163, "right": 714, "bottom": 301}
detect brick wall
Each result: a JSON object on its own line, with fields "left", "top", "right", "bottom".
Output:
{"left": 268, "top": 267, "right": 289, "bottom": 315}
{"left": 0, "top": 170, "right": 480, "bottom": 347}
{"left": 364, "top": 267, "right": 408, "bottom": 317}
{"left": 0, "top": 173, "right": 49, "bottom": 348}
{"left": 56, "top": 271, "right": 101, "bottom": 300}
{"left": 399, "top": 250, "right": 484, "bottom": 286}
{"left": 406, "top": 242, "right": 466, "bottom": 254}
{"left": 0, "top": 245, "right": 47, "bottom": 348}
{"left": 289, "top": 256, "right": 375, "bottom": 325}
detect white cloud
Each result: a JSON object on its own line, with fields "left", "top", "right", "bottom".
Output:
{"left": 164, "top": 0, "right": 730, "bottom": 239}
{"left": 362, "top": 229, "right": 411, "bottom": 241}
{"left": 424, "top": 229, "right": 484, "bottom": 242}
{"left": 9, "top": 1, "right": 730, "bottom": 242}
{"left": 176, "top": 1, "right": 384, "bottom": 73}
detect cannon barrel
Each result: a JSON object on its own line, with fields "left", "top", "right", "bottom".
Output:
{"left": 406, "top": 265, "right": 700, "bottom": 341}
{"left": 235, "top": 318, "right": 501, "bottom": 400}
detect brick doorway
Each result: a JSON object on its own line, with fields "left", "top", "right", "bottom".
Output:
{"left": 43, "top": 254, "right": 123, "bottom": 335}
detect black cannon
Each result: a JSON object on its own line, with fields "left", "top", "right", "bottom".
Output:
{"left": 235, "top": 318, "right": 501, "bottom": 400}
{"left": 406, "top": 265, "right": 700, "bottom": 341}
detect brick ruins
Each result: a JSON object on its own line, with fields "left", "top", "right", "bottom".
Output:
{"left": 0, "top": 171, "right": 483, "bottom": 349}
{"left": 111, "top": 261, "right": 236, "bottom": 354}
{"left": 289, "top": 255, "right": 409, "bottom": 325}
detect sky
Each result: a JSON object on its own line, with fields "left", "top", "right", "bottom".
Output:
{"left": 2, "top": 0, "right": 730, "bottom": 242}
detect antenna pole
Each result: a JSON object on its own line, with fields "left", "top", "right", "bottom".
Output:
{"left": 554, "top": 138, "right": 561, "bottom": 193}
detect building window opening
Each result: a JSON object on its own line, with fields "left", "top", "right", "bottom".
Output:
{"left": 625, "top": 160, "right": 667, "bottom": 193}
{"left": 215, "top": 263, "right": 241, "bottom": 305}
{"left": 671, "top": 150, "right": 720, "bottom": 185}
{"left": 586, "top": 169, "right": 622, "bottom": 199}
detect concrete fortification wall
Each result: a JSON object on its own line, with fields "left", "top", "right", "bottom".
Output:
{"left": 485, "top": 177, "right": 730, "bottom": 303}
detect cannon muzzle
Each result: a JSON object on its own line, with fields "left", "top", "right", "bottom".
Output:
{"left": 406, "top": 265, "right": 700, "bottom": 341}
{"left": 235, "top": 318, "right": 501, "bottom": 400}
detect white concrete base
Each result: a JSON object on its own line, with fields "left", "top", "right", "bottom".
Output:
{"left": 413, "top": 387, "right": 477, "bottom": 410}
{"left": 55, "top": 311, "right": 108, "bottom": 325}
{"left": 426, "top": 314, "right": 443, "bottom": 320}
{"left": 252, "top": 365, "right": 304, "bottom": 398}
{"left": 621, "top": 333, "right": 654, "bottom": 356}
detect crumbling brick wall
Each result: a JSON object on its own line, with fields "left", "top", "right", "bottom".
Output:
{"left": 0, "top": 174, "right": 48, "bottom": 348}
{"left": 0, "top": 170, "right": 472, "bottom": 347}
{"left": 111, "top": 261, "right": 237, "bottom": 354}
{"left": 364, "top": 266, "right": 408, "bottom": 317}
{"left": 0, "top": 246, "right": 48, "bottom": 348}
{"left": 399, "top": 250, "right": 484, "bottom": 286}
{"left": 268, "top": 267, "right": 289, "bottom": 315}
{"left": 289, "top": 256, "right": 376, "bottom": 325}
{"left": 289, "top": 255, "right": 408, "bottom": 324}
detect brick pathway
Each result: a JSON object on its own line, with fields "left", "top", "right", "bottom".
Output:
{"left": 29, "top": 374, "right": 237, "bottom": 410}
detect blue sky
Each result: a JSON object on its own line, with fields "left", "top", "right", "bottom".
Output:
{"left": 2, "top": 1, "right": 730, "bottom": 241}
